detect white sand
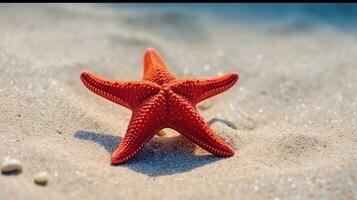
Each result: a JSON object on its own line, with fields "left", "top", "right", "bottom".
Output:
{"left": 0, "top": 4, "right": 357, "bottom": 200}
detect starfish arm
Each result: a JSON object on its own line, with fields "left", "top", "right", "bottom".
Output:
{"left": 170, "top": 72, "right": 239, "bottom": 105}
{"left": 168, "top": 92, "right": 235, "bottom": 157}
{"left": 111, "top": 93, "right": 166, "bottom": 165}
{"left": 143, "top": 48, "right": 175, "bottom": 84}
{"left": 80, "top": 71, "right": 160, "bottom": 110}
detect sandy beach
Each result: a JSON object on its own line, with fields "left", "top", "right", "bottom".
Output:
{"left": 0, "top": 4, "right": 357, "bottom": 200}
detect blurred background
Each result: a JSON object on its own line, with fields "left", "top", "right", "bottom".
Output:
{"left": 112, "top": 3, "right": 357, "bottom": 32}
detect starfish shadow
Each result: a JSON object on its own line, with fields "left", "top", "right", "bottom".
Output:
{"left": 74, "top": 130, "right": 221, "bottom": 177}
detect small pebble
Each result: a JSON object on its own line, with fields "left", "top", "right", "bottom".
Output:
{"left": 157, "top": 130, "right": 167, "bottom": 137}
{"left": 34, "top": 171, "right": 49, "bottom": 185}
{"left": 1, "top": 158, "right": 23, "bottom": 174}
{"left": 207, "top": 118, "right": 237, "bottom": 130}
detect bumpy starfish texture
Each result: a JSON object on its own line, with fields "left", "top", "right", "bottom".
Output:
{"left": 80, "top": 48, "right": 239, "bottom": 165}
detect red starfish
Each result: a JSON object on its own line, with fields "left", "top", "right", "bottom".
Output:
{"left": 80, "top": 48, "right": 239, "bottom": 165}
